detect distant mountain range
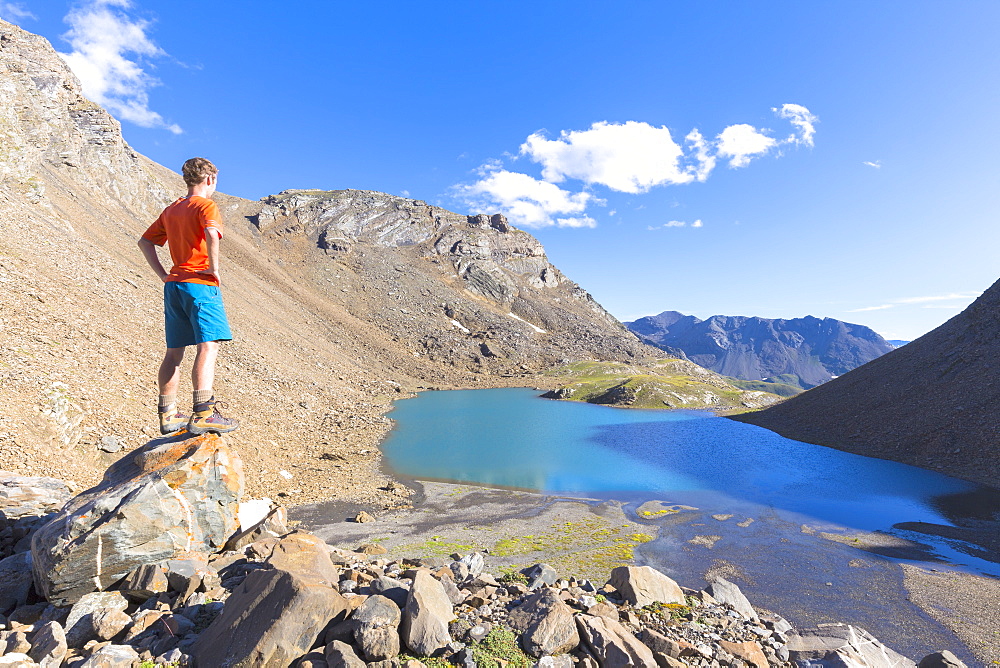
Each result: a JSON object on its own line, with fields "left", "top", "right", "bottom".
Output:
{"left": 625, "top": 311, "right": 895, "bottom": 389}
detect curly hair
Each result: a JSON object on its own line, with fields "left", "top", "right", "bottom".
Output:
{"left": 181, "top": 157, "right": 218, "bottom": 187}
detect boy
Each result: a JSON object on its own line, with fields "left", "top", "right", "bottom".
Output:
{"left": 138, "top": 157, "right": 239, "bottom": 435}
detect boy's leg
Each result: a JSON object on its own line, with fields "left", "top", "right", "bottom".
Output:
{"left": 192, "top": 340, "right": 219, "bottom": 397}
{"left": 157, "top": 347, "right": 189, "bottom": 435}
{"left": 188, "top": 339, "right": 239, "bottom": 434}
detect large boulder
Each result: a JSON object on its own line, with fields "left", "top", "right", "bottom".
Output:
{"left": 575, "top": 614, "right": 656, "bottom": 668}
{"left": 786, "top": 624, "right": 916, "bottom": 668}
{"left": 608, "top": 566, "right": 684, "bottom": 608}
{"left": 0, "top": 473, "right": 71, "bottom": 520}
{"left": 0, "top": 552, "right": 35, "bottom": 614}
{"left": 190, "top": 533, "right": 351, "bottom": 668}
{"left": 352, "top": 594, "right": 401, "bottom": 661}
{"left": 705, "top": 578, "right": 758, "bottom": 622}
{"left": 507, "top": 589, "right": 580, "bottom": 658}
{"left": 31, "top": 434, "right": 244, "bottom": 606}
{"left": 401, "top": 571, "right": 453, "bottom": 656}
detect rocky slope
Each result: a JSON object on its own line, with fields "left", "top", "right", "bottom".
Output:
{"left": 627, "top": 311, "right": 894, "bottom": 389}
{"left": 734, "top": 277, "right": 1000, "bottom": 489}
{"left": 0, "top": 18, "right": 660, "bottom": 508}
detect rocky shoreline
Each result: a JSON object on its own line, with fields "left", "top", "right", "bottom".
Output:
{"left": 0, "top": 434, "right": 974, "bottom": 667}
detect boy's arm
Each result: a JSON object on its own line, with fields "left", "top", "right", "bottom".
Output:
{"left": 137, "top": 237, "right": 169, "bottom": 282}
{"left": 198, "top": 227, "right": 222, "bottom": 283}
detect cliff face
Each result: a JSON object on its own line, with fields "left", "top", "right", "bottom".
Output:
{"left": 628, "top": 311, "right": 894, "bottom": 388}
{"left": 733, "top": 278, "right": 1000, "bottom": 488}
{"left": 0, "top": 18, "right": 657, "bottom": 506}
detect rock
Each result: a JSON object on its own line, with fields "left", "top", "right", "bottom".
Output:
{"left": 0, "top": 552, "right": 35, "bottom": 614}
{"left": 786, "top": 624, "right": 916, "bottom": 668}
{"left": 325, "top": 640, "right": 366, "bottom": 668}
{"left": 265, "top": 532, "right": 341, "bottom": 586}
{"left": 76, "top": 644, "right": 140, "bottom": 667}
{"left": 535, "top": 656, "right": 573, "bottom": 668}
{"left": 587, "top": 601, "right": 619, "bottom": 621}
{"left": 718, "top": 640, "right": 768, "bottom": 668}
{"left": 27, "top": 621, "right": 66, "bottom": 667}
{"left": 352, "top": 595, "right": 401, "bottom": 661}
{"left": 31, "top": 435, "right": 243, "bottom": 606}
{"left": 458, "top": 553, "right": 485, "bottom": 579}
{"left": 226, "top": 504, "right": 288, "bottom": 552}
{"left": 164, "top": 553, "right": 213, "bottom": 595}
{"left": 295, "top": 652, "right": 329, "bottom": 668}
{"left": 608, "top": 566, "right": 684, "bottom": 608}
{"left": 354, "top": 511, "right": 375, "bottom": 523}
{"left": 401, "top": 570, "right": 453, "bottom": 656}
{"left": 507, "top": 589, "right": 580, "bottom": 658}
{"left": 0, "top": 474, "right": 71, "bottom": 521}
{"left": 575, "top": 614, "right": 657, "bottom": 668}
{"left": 439, "top": 576, "right": 465, "bottom": 607}
{"left": 90, "top": 609, "right": 130, "bottom": 641}
{"left": 918, "top": 651, "right": 967, "bottom": 668}
{"left": 370, "top": 576, "right": 409, "bottom": 608}
{"left": 522, "top": 563, "right": 558, "bottom": 590}
{"left": 638, "top": 628, "right": 683, "bottom": 659}
{"left": 97, "top": 436, "right": 121, "bottom": 453}
{"left": 64, "top": 592, "right": 128, "bottom": 648}
{"left": 0, "top": 654, "right": 34, "bottom": 668}
{"left": 119, "top": 564, "right": 168, "bottom": 600}
{"left": 2, "top": 631, "right": 31, "bottom": 654}
{"left": 359, "top": 543, "right": 388, "bottom": 555}
{"left": 190, "top": 566, "right": 350, "bottom": 668}
{"left": 705, "top": 578, "right": 759, "bottom": 622}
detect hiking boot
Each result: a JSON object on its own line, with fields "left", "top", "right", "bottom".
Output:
{"left": 187, "top": 397, "right": 240, "bottom": 435}
{"left": 159, "top": 408, "right": 190, "bottom": 435}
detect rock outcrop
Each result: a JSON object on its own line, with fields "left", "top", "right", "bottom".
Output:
{"left": 733, "top": 277, "right": 1000, "bottom": 488}
{"left": 628, "top": 311, "right": 894, "bottom": 389}
{"left": 31, "top": 434, "right": 243, "bottom": 606}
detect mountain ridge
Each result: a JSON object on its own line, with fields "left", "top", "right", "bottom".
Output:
{"left": 733, "top": 278, "right": 1000, "bottom": 489}
{"left": 627, "top": 310, "right": 894, "bottom": 388}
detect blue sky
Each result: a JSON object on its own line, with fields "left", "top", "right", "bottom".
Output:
{"left": 4, "top": 1, "right": 999, "bottom": 341}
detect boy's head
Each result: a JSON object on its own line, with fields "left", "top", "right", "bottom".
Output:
{"left": 182, "top": 157, "right": 218, "bottom": 188}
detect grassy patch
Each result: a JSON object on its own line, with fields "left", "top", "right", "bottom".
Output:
{"left": 543, "top": 359, "right": 779, "bottom": 411}
{"left": 726, "top": 377, "right": 803, "bottom": 397}
{"left": 471, "top": 626, "right": 532, "bottom": 668}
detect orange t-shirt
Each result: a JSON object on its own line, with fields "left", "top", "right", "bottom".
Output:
{"left": 142, "top": 196, "right": 224, "bottom": 286}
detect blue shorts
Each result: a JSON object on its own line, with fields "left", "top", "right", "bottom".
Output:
{"left": 163, "top": 282, "right": 233, "bottom": 349}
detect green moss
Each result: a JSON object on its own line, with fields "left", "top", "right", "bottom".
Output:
{"left": 471, "top": 626, "right": 532, "bottom": 668}
{"left": 399, "top": 654, "right": 456, "bottom": 668}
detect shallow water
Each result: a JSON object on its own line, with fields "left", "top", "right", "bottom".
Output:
{"left": 380, "top": 387, "right": 1000, "bottom": 577}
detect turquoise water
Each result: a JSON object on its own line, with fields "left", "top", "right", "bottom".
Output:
{"left": 380, "top": 387, "right": 1000, "bottom": 575}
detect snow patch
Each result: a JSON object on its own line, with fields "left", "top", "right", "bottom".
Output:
{"left": 508, "top": 312, "right": 547, "bottom": 333}
{"left": 450, "top": 319, "right": 471, "bottom": 334}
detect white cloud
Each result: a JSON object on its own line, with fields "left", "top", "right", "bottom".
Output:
{"left": 59, "top": 0, "right": 182, "bottom": 134}
{"left": 847, "top": 292, "right": 980, "bottom": 313}
{"left": 775, "top": 103, "right": 817, "bottom": 146}
{"left": 648, "top": 219, "right": 703, "bottom": 230}
{"left": 716, "top": 124, "right": 777, "bottom": 168}
{"left": 453, "top": 167, "right": 594, "bottom": 229}
{"left": 847, "top": 304, "right": 894, "bottom": 312}
{"left": 454, "top": 104, "right": 817, "bottom": 229}
{"left": 0, "top": 2, "right": 35, "bottom": 20}
{"left": 520, "top": 121, "right": 696, "bottom": 194}
{"left": 863, "top": 160, "right": 882, "bottom": 169}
